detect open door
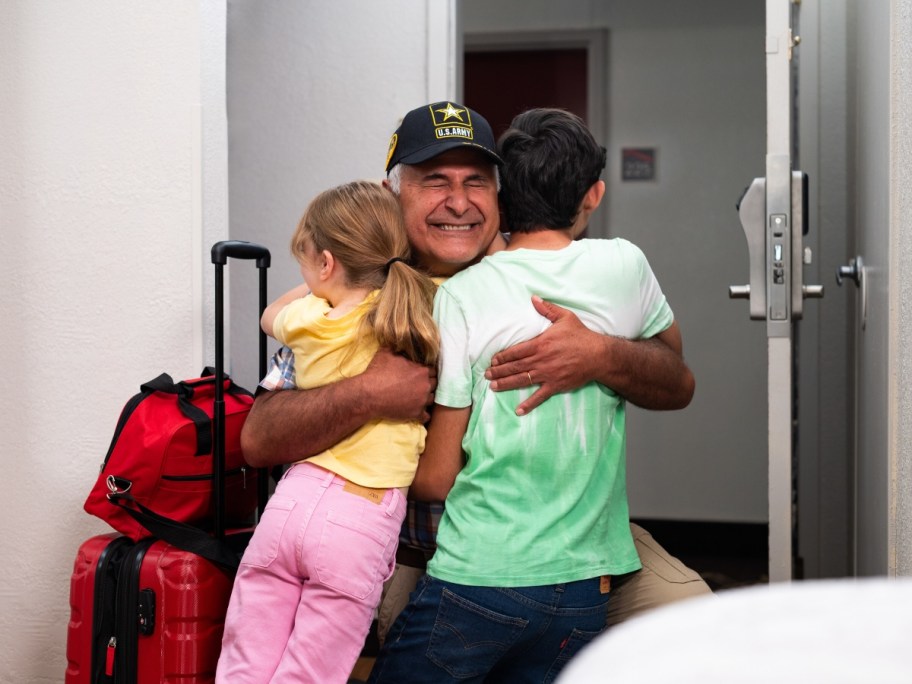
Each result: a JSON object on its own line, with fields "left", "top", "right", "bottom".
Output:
{"left": 729, "top": 0, "right": 824, "bottom": 581}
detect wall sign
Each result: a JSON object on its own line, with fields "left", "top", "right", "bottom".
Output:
{"left": 621, "top": 147, "right": 656, "bottom": 181}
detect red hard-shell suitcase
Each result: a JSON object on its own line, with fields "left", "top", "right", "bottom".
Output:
{"left": 65, "top": 241, "right": 271, "bottom": 684}
{"left": 66, "top": 535, "right": 234, "bottom": 683}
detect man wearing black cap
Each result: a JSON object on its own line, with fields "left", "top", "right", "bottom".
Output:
{"left": 241, "top": 101, "right": 705, "bottom": 672}
{"left": 381, "top": 101, "right": 506, "bottom": 280}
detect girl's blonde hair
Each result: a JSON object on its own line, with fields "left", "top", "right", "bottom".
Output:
{"left": 291, "top": 180, "right": 439, "bottom": 366}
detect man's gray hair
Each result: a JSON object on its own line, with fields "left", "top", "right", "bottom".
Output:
{"left": 386, "top": 162, "right": 501, "bottom": 195}
{"left": 386, "top": 163, "right": 404, "bottom": 195}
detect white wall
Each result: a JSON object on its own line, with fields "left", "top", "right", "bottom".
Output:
{"left": 604, "top": 13, "right": 767, "bottom": 523}
{"left": 0, "top": 2, "right": 228, "bottom": 680}
{"left": 226, "top": 0, "right": 459, "bottom": 390}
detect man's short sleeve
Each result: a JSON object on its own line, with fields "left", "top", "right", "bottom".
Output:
{"left": 258, "top": 345, "right": 297, "bottom": 392}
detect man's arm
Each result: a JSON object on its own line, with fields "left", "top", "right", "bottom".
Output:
{"left": 241, "top": 348, "right": 437, "bottom": 468}
{"left": 485, "top": 296, "right": 695, "bottom": 416}
{"left": 409, "top": 405, "right": 470, "bottom": 502}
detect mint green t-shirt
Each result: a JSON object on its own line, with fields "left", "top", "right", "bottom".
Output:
{"left": 427, "top": 238, "right": 673, "bottom": 587}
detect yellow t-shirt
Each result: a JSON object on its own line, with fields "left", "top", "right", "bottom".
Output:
{"left": 273, "top": 292, "right": 425, "bottom": 488}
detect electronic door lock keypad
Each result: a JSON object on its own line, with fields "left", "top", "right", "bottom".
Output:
{"left": 729, "top": 171, "right": 823, "bottom": 323}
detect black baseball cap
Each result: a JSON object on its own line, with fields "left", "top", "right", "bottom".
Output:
{"left": 385, "top": 101, "right": 503, "bottom": 173}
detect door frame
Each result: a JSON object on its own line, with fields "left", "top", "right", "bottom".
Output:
{"left": 461, "top": 30, "right": 610, "bottom": 239}
{"left": 462, "top": 30, "right": 607, "bottom": 153}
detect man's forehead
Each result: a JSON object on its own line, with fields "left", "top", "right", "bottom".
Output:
{"left": 406, "top": 148, "right": 497, "bottom": 177}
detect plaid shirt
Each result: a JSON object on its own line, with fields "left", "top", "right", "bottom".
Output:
{"left": 261, "top": 345, "right": 443, "bottom": 552}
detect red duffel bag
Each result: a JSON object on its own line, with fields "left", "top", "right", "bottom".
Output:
{"left": 83, "top": 370, "right": 259, "bottom": 541}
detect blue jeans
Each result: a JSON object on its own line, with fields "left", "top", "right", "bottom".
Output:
{"left": 368, "top": 574, "right": 610, "bottom": 683}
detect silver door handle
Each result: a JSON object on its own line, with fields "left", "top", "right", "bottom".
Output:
{"left": 836, "top": 255, "right": 866, "bottom": 330}
{"left": 836, "top": 256, "right": 863, "bottom": 287}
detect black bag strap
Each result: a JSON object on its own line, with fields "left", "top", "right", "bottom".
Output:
{"left": 107, "top": 492, "right": 248, "bottom": 570}
{"left": 140, "top": 373, "right": 212, "bottom": 456}
{"left": 199, "top": 366, "right": 255, "bottom": 400}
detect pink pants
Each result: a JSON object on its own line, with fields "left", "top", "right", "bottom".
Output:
{"left": 216, "top": 463, "right": 405, "bottom": 684}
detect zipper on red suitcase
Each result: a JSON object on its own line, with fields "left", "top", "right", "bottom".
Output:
{"left": 90, "top": 536, "right": 133, "bottom": 683}
{"left": 114, "top": 538, "right": 155, "bottom": 683}
{"left": 105, "top": 637, "right": 115, "bottom": 676}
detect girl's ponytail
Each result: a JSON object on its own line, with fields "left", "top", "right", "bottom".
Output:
{"left": 366, "top": 257, "right": 439, "bottom": 366}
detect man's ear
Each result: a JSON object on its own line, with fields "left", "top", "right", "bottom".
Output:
{"left": 572, "top": 180, "right": 606, "bottom": 236}
{"left": 582, "top": 180, "right": 606, "bottom": 213}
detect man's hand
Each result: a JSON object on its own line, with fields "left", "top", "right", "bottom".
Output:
{"left": 241, "top": 349, "right": 436, "bottom": 468}
{"left": 484, "top": 296, "right": 694, "bottom": 415}
{"left": 485, "top": 296, "right": 596, "bottom": 415}
{"left": 362, "top": 348, "right": 437, "bottom": 424}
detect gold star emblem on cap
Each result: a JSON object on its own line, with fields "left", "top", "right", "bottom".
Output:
{"left": 435, "top": 103, "right": 466, "bottom": 122}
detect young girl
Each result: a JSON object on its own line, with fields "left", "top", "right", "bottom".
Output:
{"left": 216, "top": 180, "right": 439, "bottom": 684}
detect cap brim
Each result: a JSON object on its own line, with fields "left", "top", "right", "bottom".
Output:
{"left": 396, "top": 140, "right": 503, "bottom": 168}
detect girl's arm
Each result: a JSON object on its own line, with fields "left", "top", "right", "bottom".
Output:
{"left": 409, "top": 404, "right": 470, "bottom": 502}
{"left": 261, "top": 283, "right": 311, "bottom": 336}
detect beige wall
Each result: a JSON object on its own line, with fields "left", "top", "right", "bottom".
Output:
{"left": 0, "top": 2, "right": 226, "bottom": 679}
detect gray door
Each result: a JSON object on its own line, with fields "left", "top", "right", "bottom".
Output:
{"left": 851, "top": 0, "right": 890, "bottom": 576}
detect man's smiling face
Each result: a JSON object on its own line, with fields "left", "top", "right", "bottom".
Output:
{"left": 397, "top": 148, "right": 500, "bottom": 277}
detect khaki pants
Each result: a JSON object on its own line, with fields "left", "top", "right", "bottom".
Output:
{"left": 377, "top": 522, "right": 711, "bottom": 645}
{"left": 606, "top": 522, "right": 711, "bottom": 627}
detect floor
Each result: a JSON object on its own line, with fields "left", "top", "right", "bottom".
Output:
{"left": 633, "top": 518, "right": 769, "bottom": 592}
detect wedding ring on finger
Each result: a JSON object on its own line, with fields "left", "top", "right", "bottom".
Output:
{"left": 526, "top": 371, "right": 534, "bottom": 386}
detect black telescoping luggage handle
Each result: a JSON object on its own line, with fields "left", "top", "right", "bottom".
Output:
{"left": 211, "top": 240, "right": 271, "bottom": 268}
{"left": 211, "top": 240, "right": 271, "bottom": 538}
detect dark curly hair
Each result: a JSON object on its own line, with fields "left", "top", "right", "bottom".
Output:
{"left": 497, "top": 108, "right": 606, "bottom": 234}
